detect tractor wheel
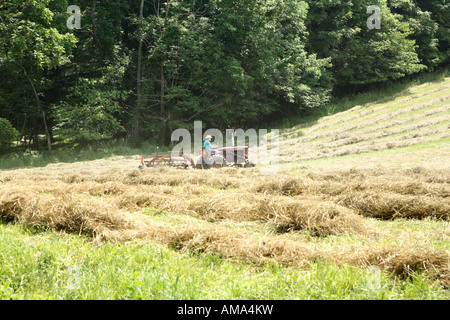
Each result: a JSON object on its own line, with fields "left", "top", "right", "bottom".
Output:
{"left": 209, "top": 155, "right": 227, "bottom": 168}
{"left": 244, "top": 161, "right": 255, "bottom": 168}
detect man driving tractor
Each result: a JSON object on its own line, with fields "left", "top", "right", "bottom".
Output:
{"left": 203, "top": 135, "right": 218, "bottom": 156}
{"left": 201, "top": 134, "right": 227, "bottom": 168}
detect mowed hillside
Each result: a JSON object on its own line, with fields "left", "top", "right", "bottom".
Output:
{"left": 0, "top": 78, "right": 449, "bottom": 296}
{"left": 270, "top": 77, "right": 449, "bottom": 166}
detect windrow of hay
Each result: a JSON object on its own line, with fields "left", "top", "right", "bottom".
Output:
{"left": 283, "top": 84, "right": 450, "bottom": 139}
{"left": 268, "top": 85, "right": 449, "bottom": 163}
{"left": 277, "top": 129, "right": 448, "bottom": 162}
{"left": 280, "top": 95, "right": 448, "bottom": 147}
{"left": 253, "top": 176, "right": 350, "bottom": 197}
{"left": 276, "top": 78, "right": 449, "bottom": 138}
{"left": 106, "top": 224, "right": 450, "bottom": 287}
{"left": 312, "top": 112, "right": 449, "bottom": 150}
{"left": 81, "top": 168, "right": 244, "bottom": 190}
{"left": 337, "top": 191, "right": 450, "bottom": 220}
{"left": 0, "top": 187, "right": 319, "bottom": 266}
{"left": 0, "top": 176, "right": 449, "bottom": 286}
{"left": 101, "top": 223, "right": 322, "bottom": 267}
{"left": 342, "top": 247, "right": 450, "bottom": 287}
{"left": 277, "top": 90, "right": 449, "bottom": 146}
{"left": 252, "top": 170, "right": 449, "bottom": 198}
{"left": 256, "top": 198, "right": 373, "bottom": 236}
{"left": 0, "top": 191, "right": 137, "bottom": 239}
{"left": 250, "top": 170, "right": 450, "bottom": 221}
{"left": 115, "top": 186, "right": 375, "bottom": 237}
{"left": 0, "top": 175, "right": 374, "bottom": 238}
{"left": 350, "top": 104, "right": 449, "bottom": 136}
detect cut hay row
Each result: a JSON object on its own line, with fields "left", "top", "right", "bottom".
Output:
{"left": 278, "top": 130, "right": 448, "bottom": 162}
{"left": 320, "top": 117, "right": 449, "bottom": 149}
{"left": 280, "top": 111, "right": 449, "bottom": 154}
{"left": 328, "top": 78, "right": 450, "bottom": 119}
{"left": 336, "top": 191, "right": 450, "bottom": 220}
{"left": 299, "top": 82, "right": 450, "bottom": 134}
{"left": 277, "top": 94, "right": 449, "bottom": 146}
{"left": 3, "top": 165, "right": 448, "bottom": 196}
{"left": 0, "top": 181, "right": 375, "bottom": 238}
{"left": 1, "top": 165, "right": 448, "bottom": 231}
{"left": 3, "top": 165, "right": 448, "bottom": 199}
{"left": 278, "top": 82, "right": 450, "bottom": 140}
{"left": 346, "top": 100, "right": 450, "bottom": 135}
{"left": 317, "top": 86, "right": 450, "bottom": 131}
{"left": 305, "top": 100, "right": 449, "bottom": 145}
{"left": 0, "top": 192, "right": 136, "bottom": 237}
{"left": 0, "top": 187, "right": 448, "bottom": 287}
{"left": 252, "top": 172, "right": 449, "bottom": 199}
{"left": 278, "top": 78, "right": 450, "bottom": 136}
{"left": 118, "top": 191, "right": 375, "bottom": 237}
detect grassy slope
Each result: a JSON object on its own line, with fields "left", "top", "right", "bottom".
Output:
{"left": 0, "top": 75, "right": 449, "bottom": 300}
{"left": 270, "top": 77, "right": 449, "bottom": 165}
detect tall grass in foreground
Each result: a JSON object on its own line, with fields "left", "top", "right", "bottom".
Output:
{"left": 0, "top": 223, "right": 448, "bottom": 300}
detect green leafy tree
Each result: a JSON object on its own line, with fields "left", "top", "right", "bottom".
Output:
{"left": 52, "top": 48, "right": 129, "bottom": 142}
{"left": 387, "top": 0, "right": 441, "bottom": 69}
{"left": 306, "top": 0, "right": 425, "bottom": 91}
{"left": 413, "top": 0, "right": 450, "bottom": 66}
{"left": 206, "top": 0, "right": 331, "bottom": 127}
{"left": 131, "top": 0, "right": 331, "bottom": 144}
{"left": 0, "top": 118, "right": 19, "bottom": 148}
{"left": 0, "top": 0, "right": 77, "bottom": 151}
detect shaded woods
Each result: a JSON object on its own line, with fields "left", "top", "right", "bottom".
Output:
{"left": 0, "top": 0, "right": 448, "bottom": 150}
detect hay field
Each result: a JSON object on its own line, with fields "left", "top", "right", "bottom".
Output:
{"left": 273, "top": 77, "right": 450, "bottom": 163}
{"left": 0, "top": 78, "right": 449, "bottom": 295}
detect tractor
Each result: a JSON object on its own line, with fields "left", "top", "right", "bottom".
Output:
{"left": 139, "top": 146, "right": 255, "bottom": 169}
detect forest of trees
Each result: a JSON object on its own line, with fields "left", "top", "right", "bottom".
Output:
{"left": 0, "top": 0, "right": 448, "bottom": 150}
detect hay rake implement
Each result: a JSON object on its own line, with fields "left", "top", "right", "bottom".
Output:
{"left": 139, "top": 146, "right": 255, "bottom": 170}
{"left": 139, "top": 151, "right": 194, "bottom": 169}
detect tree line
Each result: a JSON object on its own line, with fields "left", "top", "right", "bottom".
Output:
{"left": 0, "top": 0, "right": 448, "bottom": 151}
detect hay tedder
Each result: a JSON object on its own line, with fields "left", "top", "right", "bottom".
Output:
{"left": 139, "top": 146, "right": 255, "bottom": 170}
{"left": 140, "top": 151, "right": 194, "bottom": 169}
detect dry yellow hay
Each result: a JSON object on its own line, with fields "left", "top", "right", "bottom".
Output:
{"left": 0, "top": 192, "right": 136, "bottom": 238}
{"left": 337, "top": 191, "right": 450, "bottom": 220}
{"left": 342, "top": 247, "right": 450, "bottom": 287}
{"left": 0, "top": 135, "right": 449, "bottom": 287}
{"left": 1, "top": 186, "right": 447, "bottom": 286}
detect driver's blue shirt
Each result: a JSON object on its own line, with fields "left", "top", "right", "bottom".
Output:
{"left": 203, "top": 140, "right": 211, "bottom": 150}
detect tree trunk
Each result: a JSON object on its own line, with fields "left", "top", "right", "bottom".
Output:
{"left": 159, "top": 0, "right": 170, "bottom": 145}
{"left": 31, "top": 116, "right": 39, "bottom": 151}
{"left": 90, "top": 0, "right": 103, "bottom": 50}
{"left": 17, "top": 62, "right": 52, "bottom": 152}
{"left": 135, "top": 0, "right": 145, "bottom": 141}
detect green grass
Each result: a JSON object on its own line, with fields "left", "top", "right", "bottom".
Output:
{"left": 269, "top": 68, "right": 449, "bottom": 137}
{"left": 311, "top": 79, "right": 450, "bottom": 131}
{"left": 0, "top": 140, "right": 173, "bottom": 170}
{"left": 303, "top": 106, "right": 449, "bottom": 145}
{"left": 0, "top": 222, "right": 448, "bottom": 300}
{"left": 300, "top": 86, "right": 450, "bottom": 137}
{"left": 344, "top": 101, "right": 449, "bottom": 136}
{"left": 281, "top": 136, "right": 450, "bottom": 166}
